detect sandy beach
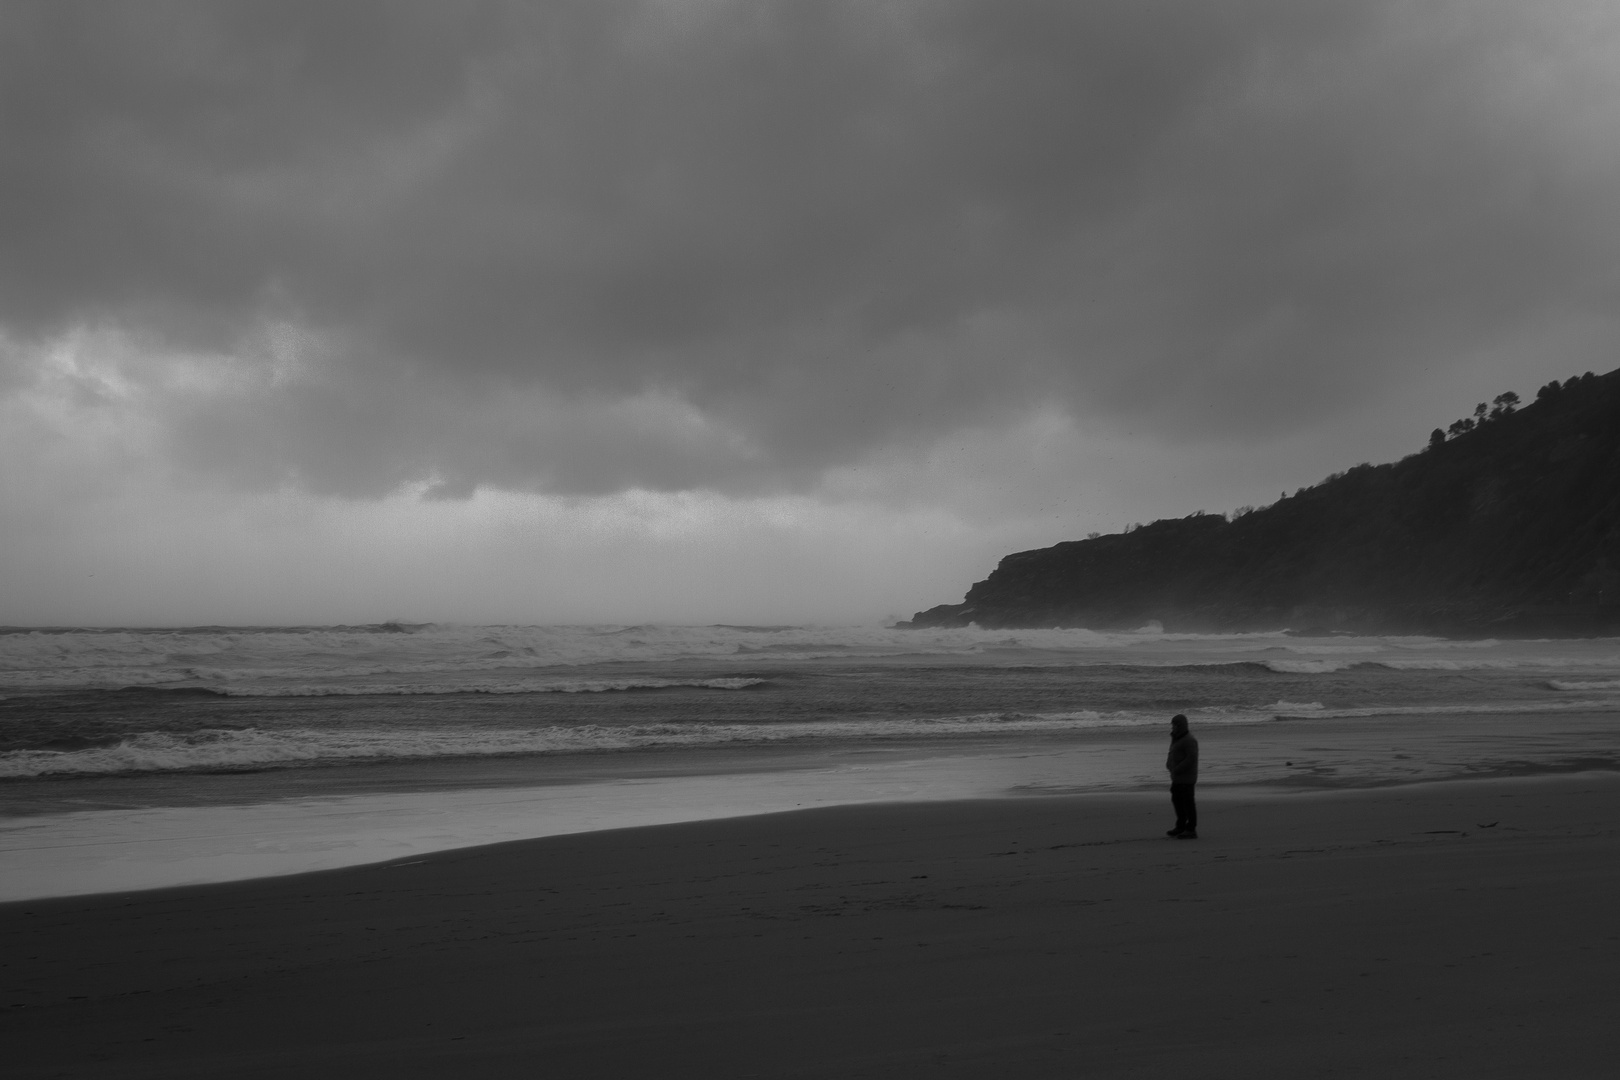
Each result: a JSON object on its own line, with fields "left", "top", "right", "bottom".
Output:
{"left": 4, "top": 772, "right": 1617, "bottom": 1078}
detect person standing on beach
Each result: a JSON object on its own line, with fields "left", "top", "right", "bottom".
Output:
{"left": 1166, "top": 714, "right": 1199, "bottom": 839}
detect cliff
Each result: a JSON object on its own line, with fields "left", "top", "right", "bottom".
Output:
{"left": 904, "top": 367, "right": 1620, "bottom": 636}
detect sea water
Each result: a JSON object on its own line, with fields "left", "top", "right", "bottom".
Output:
{"left": 3, "top": 623, "right": 1618, "bottom": 899}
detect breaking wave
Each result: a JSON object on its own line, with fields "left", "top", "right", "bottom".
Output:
{"left": 190, "top": 677, "right": 771, "bottom": 697}
{"left": 1547, "top": 678, "right": 1620, "bottom": 691}
{"left": 4, "top": 623, "right": 1617, "bottom": 696}
{"left": 1259, "top": 656, "right": 1615, "bottom": 674}
{"left": 10, "top": 695, "right": 1618, "bottom": 779}
{"left": 1271, "top": 698, "right": 1620, "bottom": 719}
{"left": 0, "top": 701, "right": 1312, "bottom": 778}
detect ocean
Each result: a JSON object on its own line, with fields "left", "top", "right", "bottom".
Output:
{"left": 3, "top": 623, "right": 1618, "bottom": 900}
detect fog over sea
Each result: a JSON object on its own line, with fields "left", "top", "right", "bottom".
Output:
{"left": 3, "top": 623, "right": 1618, "bottom": 901}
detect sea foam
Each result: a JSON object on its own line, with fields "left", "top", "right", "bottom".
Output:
{"left": 0, "top": 702, "right": 1324, "bottom": 778}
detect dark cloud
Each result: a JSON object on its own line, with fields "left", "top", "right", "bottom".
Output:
{"left": 4, "top": 0, "right": 1617, "bottom": 497}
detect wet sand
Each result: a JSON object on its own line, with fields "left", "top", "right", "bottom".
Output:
{"left": 4, "top": 773, "right": 1618, "bottom": 1078}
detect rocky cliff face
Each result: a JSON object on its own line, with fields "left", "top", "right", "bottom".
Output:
{"left": 904, "top": 368, "right": 1620, "bottom": 636}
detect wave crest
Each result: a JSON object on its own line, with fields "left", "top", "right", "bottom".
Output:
{"left": 0, "top": 704, "right": 1299, "bottom": 778}
{"left": 209, "top": 676, "right": 770, "bottom": 698}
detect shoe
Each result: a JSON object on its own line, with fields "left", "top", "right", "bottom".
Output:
{"left": 1166, "top": 828, "right": 1184, "bottom": 837}
{"left": 1176, "top": 830, "right": 1198, "bottom": 840}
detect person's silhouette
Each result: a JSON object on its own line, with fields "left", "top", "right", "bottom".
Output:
{"left": 1165, "top": 714, "right": 1199, "bottom": 839}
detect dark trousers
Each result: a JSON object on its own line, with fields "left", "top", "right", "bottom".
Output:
{"left": 1170, "top": 783, "right": 1197, "bottom": 832}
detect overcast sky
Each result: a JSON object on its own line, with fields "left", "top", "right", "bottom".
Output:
{"left": 4, "top": 0, "right": 1618, "bottom": 625}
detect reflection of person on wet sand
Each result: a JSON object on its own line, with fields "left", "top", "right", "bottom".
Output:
{"left": 1166, "top": 713, "right": 1198, "bottom": 839}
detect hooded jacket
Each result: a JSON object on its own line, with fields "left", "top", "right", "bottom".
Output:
{"left": 1166, "top": 731, "right": 1199, "bottom": 785}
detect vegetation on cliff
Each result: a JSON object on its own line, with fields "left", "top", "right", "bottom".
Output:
{"left": 905, "top": 368, "right": 1620, "bottom": 635}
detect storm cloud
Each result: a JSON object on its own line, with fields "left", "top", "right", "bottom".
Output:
{"left": 4, "top": 0, "right": 1619, "bottom": 502}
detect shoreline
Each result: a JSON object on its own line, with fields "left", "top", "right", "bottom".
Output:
{"left": 5, "top": 771, "right": 1617, "bottom": 1077}
{"left": 5, "top": 704, "right": 1619, "bottom": 903}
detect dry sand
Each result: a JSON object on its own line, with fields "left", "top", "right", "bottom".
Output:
{"left": 4, "top": 773, "right": 1618, "bottom": 1078}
